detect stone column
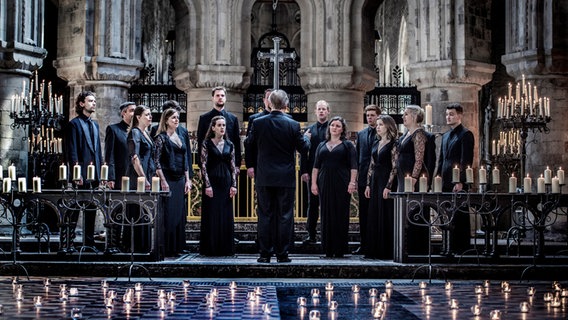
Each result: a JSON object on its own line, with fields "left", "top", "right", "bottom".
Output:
{"left": 0, "top": 0, "right": 47, "bottom": 171}
{"left": 298, "top": 66, "right": 376, "bottom": 133}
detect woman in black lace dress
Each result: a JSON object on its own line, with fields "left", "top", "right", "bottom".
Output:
{"left": 153, "top": 108, "right": 191, "bottom": 257}
{"left": 364, "top": 115, "right": 398, "bottom": 259}
{"left": 200, "top": 116, "right": 237, "bottom": 256}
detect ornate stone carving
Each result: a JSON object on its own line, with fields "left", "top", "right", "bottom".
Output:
{"left": 407, "top": 60, "right": 495, "bottom": 91}
{"left": 173, "top": 65, "right": 251, "bottom": 92}
{"left": 54, "top": 56, "right": 143, "bottom": 84}
{"left": 297, "top": 66, "right": 376, "bottom": 93}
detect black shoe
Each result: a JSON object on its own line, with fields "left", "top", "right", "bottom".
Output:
{"left": 352, "top": 247, "right": 362, "bottom": 255}
{"left": 277, "top": 256, "right": 291, "bottom": 263}
{"left": 302, "top": 236, "right": 316, "bottom": 245}
{"left": 257, "top": 257, "right": 271, "bottom": 263}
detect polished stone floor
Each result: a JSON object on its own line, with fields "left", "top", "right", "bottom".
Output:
{"left": 0, "top": 276, "right": 567, "bottom": 319}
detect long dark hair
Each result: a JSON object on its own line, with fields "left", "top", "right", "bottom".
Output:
{"left": 205, "top": 115, "right": 226, "bottom": 139}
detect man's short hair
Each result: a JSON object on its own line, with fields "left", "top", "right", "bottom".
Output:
{"left": 446, "top": 103, "right": 464, "bottom": 114}
{"left": 268, "top": 90, "right": 289, "bottom": 110}
{"left": 162, "top": 100, "right": 182, "bottom": 112}
{"left": 120, "top": 101, "right": 136, "bottom": 111}
{"left": 211, "top": 86, "right": 227, "bottom": 96}
{"left": 364, "top": 104, "right": 381, "bottom": 114}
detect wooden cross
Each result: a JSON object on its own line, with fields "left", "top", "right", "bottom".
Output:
{"left": 257, "top": 37, "right": 296, "bottom": 90}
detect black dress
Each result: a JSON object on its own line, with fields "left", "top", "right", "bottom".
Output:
{"left": 394, "top": 128, "right": 429, "bottom": 254}
{"left": 123, "top": 127, "right": 155, "bottom": 253}
{"left": 366, "top": 140, "right": 396, "bottom": 259}
{"left": 199, "top": 138, "right": 236, "bottom": 256}
{"left": 313, "top": 140, "right": 357, "bottom": 257}
{"left": 154, "top": 132, "right": 188, "bottom": 257}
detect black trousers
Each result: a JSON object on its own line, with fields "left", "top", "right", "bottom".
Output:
{"left": 357, "top": 185, "right": 370, "bottom": 252}
{"left": 256, "top": 186, "right": 295, "bottom": 258}
{"left": 305, "top": 188, "right": 320, "bottom": 239}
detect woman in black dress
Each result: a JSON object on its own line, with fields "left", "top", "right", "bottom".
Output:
{"left": 200, "top": 115, "right": 237, "bottom": 256}
{"left": 153, "top": 108, "right": 192, "bottom": 257}
{"left": 386, "top": 105, "right": 429, "bottom": 255}
{"left": 364, "top": 115, "right": 398, "bottom": 259}
{"left": 125, "top": 105, "right": 155, "bottom": 252}
{"left": 311, "top": 116, "right": 357, "bottom": 258}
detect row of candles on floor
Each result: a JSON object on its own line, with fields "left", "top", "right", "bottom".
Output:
{"left": 5, "top": 277, "right": 567, "bottom": 319}
{"left": 0, "top": 163, "right": 161, "bottom": 193}
{"left": 404, "top": 166, "right": 565, "bottom": 193}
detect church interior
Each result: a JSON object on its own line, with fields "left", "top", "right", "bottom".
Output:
{"left": 0, "top": 0, "right": 567, "bottom": 318}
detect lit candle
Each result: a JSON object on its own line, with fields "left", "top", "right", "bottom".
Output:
{"left": 479, "top": 168, "right": 487, "bottom": 184}
{"left": 0, "top": 165, "right": 3, "bottom": 180}
{"left": 424, "top": 104, "right": 432, "bottom": 126}
{"left": 558, "top": 167, "right": 565, "bottom": 185}
{"left": 100, "top": 163, "right": 109, "bottom": 181}
{"left": 325, "top": 282, "right": 334, "bottom": 291}
{"left": 544, "top": 166, "right": 552, "bottom": 184}
{"left": 8, "top": 163, "right": 16, "bottom": 181}
{"left": 151, "top": 177, "right": 160, "bottom": 193}
{"left": 18, "top": 177, "right": 27, "bottom": 192}
{"left": 32, "top": 177, "right": 41, "bottom": 193}
{"left": 59, "top": 164, "right": 68, "bottom": 181}
{"left": 449, "top": 298, "right": 459, "bottom": 309}
{"left": 433, "top": 176, "right": 442, "bottom": 193}
{"left": 523, "top": 174, "right": 532, "bottom": 194}
{"left": 3, "top": 178, "right": 12, "bottom": 193}
{"left": 492, "top": 167, "right": 500, "bottom": 185}
{"left": 508, "top": 174, "right": 517, "bottom": 193}
{"left": 297, "top": 296, "right": 307, "bottom": 306}
{"left": 121, "top": 177, "right": 130, "bottom": 192}
{"left": 137, "top": 177, "right": 145, "bottom": 193}
{"left": 422, "top": 295, "right": 433, "bottom": 305}
{"left": 404, "top": 175, "right": 413, "bottom": 192}
{"left": 452, "top": 166, "right": 460, "bottom": 183}
{"left": 537, "top": 174, "right": 545, "bottom": 194}
{"left": 87, "top": 163, "right": 95, "bottom": 180}
{"left": 490, "top": 309, "right": 502, "bottom": 319}
{"left": 465, "top": 166, "right": 474, "bottom": 184}
{"left": 519, "top": 301, "right": 530, "bottom": 313}
{"left": 419, "top": 174, "right": 428, "bottom": 193}
{"left": 73, "top": 163, "right": 81, "bottom": 181}
{"left": 471, "top": 304, "right": 482, "bottom": 316}
{"left": 552, "top": 177, "right": 560, "bottom": 194}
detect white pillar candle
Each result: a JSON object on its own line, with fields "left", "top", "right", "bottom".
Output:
{"left": 508, "top": 174, "right": 517, "bottom": 193}
{"left": 0, "top": 164, "right": 3, "bottom": 180}
{"left": 8, "top": 164, "right": 16, "bottom": 181}
{"left": 418, "top": 175, "right": 428, "bottom": 193}
{"left": 151, "top": 177, "right": 160, "bottom": 193}
{"left": 137, "top": 177, "right": 145, "bottom": 193}
{"left": 87, "top": 163, "right": 95, "bottom": 180}
{"left": 452, "top": 166, "right": 460, "bottom": 183}
{"left": 537, "top": 174, "right": 545, "bottom": 194}
{"left": 544, "top": 166, "right": 552, "bottom": 184}
{"left": 523, "top": 175, "right": 532, "bottom": 194}
{"left": 73, "top": 163, "right": 81, "bottom": 181}
{"left": 404, "top": 175, "right": 413, "bottom": 193}
{"left": 557, "top": 167, "right": 564, "bottom": 185}
{"left": 466, "top": 166, "right": 474, "bottom": 184}
{"left": 552, "top": 177, "right": 560, "bottom": 194}
{"left": 479, "top": 168, "right": 487, "bottom": 184}
{"left": 121, "top": 177, "right": 130, "bottom": 192}
{"left": 433, "top": 176, "right": 442, "bottom": 193}
{"left": 100, "top": 163, "right": 109, "bottom": 181}
{"left": 18, "top": 177, "right": 27, "bottom": 192}
{"left": 59, "top": 164, "right": 68, "bottom": 181}
{"left": 3, "top": 177, "right": 12, "bottom": 193}
{"left": 424, "top": 104, "right": 432, "bottom": 126}
{"left": 492, "top": 167, "right": 500, "bottom": 185}
{"left": 32, "top": 177, "right": 41, "bottom": 193}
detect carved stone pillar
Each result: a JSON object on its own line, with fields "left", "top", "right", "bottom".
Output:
{"left": 298, "top": 66, "right": 376, "bottom": 132}
{"left": 0, "top": 0, "right": 47, "bottom": 170}
{"left": 501, "top": 0, "right": 568, "bottom": 171}
{"left": 54, "top": 0, "right": 143, "bottom": 137}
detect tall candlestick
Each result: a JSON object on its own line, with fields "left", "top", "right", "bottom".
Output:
{"left": 537, "top": 174, "right": 545, "bottom": 194}
{"left": 121, "top": 177, "right": 130, "bottom": 192}
{"left": 479, "top": 168, "right": 487, "bottom": 184}
{"left": 419, "top": 175, "right": 428, "bottom": 193}
{"left": 87, "top": 163, "right": 95, "bottom": 180}
{"left": 100, "top": 163, "right": 109, "bottom": 181}
{"left": 32, "top": 177, "right": 42, "bottom": 193}
{"left": 137, "top": 177, "right": 145, "bottom": 193}
{"left": 552, "top": 177, "right": 560, "bottom": 194}
{"left": 73, "top": 163, "right": 81, "bottom": 181}
{"left": 152, "top": 177, "right": 160, "bottom": 193}
{"left": 8, "top": 164, "right": 16, "bottom": 181}
{"left": 492, "top": 167, "right": 500, "bottom": 185}
{"left": 433, "top": 176, "right": 442, "bottom": 193}
{"left": 557, "top": 167, "right": 565, "bottom": 185}
{"left": 523, "top": 174, "right": 532, "bottom": 194}
{"left": 59, "top": 164, "right": 68, "bottom": 181}
{"left": 18, "top": 177, "right": 27, "bottom": 193}
{"left": 452, "top": 166, "right": 460, "bottom": 183}
{"left": 544, "top": 166, "right": 552, "bottom": 184}
{"left": 404, "top": 175, "right": 413, "bottom": 193}
{"left": 465, "top": 166, "right": 474, "bottom": 184}
{"left": 508, "top": 174, "right": 517, "bottom": 193}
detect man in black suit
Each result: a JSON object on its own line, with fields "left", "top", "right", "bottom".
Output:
{"left": 104, "top": 101, "right": 135, "bottom": 253}
{"left": 64, "top": 90, "right": 103, "bottom": 252}
{"left": 435, "top": 103, "right": 475, "bottom": 255}
{"left": 354, "top": 104, "right": 380, "bottom": 255}
{"left": 197, "top": 86, "right": 242, "bottom": 172}
{"left": 247, "top": 89, "right": 310, "bottom": 263}
{"left": 300, "top": 100, "right": 330, "bottom": 244}
{"left": 245, "top": 88, "right": 272, "bottom": 178}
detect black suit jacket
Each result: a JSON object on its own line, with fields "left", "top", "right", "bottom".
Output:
{"left": 247, "top": 111, "right": 310, "bottom": 188}
{"left": 300, "top": 121, "right": 328, "bottom": 175}
{"left": 435, "top": 124, "right": 475, "bottom": 191}
{"left": 65, "top": 114, "right": 103, "bottom": 181}
{"left": 244, "top": 110, "right": 270, "bottom": 168}
{"left": 197, "top": 108, "right": 241, "bottom": 168}
{"left": 150, "top": 124, "right": 194, "bottom": 178}
{"left": 104, "top": 121, "right": 130, "bottom": 183}
{"left": 356, "top": 127, "right": 377, "bottom": 189}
